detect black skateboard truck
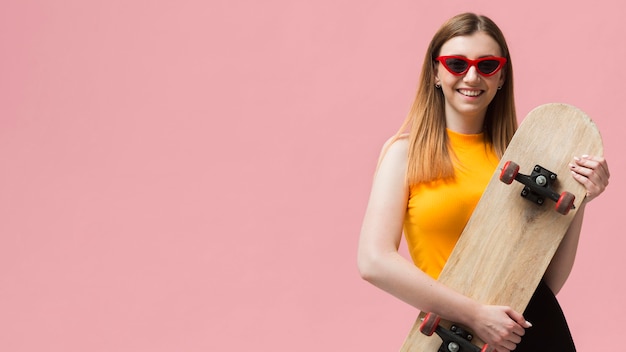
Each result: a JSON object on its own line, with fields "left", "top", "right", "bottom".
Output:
{"left": 419, "top": 313, "right": 489, "bottom": 352}
{"left": 499, "top": 161, "right": 575, "bottom": 215}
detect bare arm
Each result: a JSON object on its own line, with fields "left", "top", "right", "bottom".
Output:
{"left": 357, "top": 138, "right": 477, "bottom": 319}
{"left": 544, "top": 155, "right": 610, "bottom": 294}
{"left": 357, "top": 137, "right": 529, "bottom": 352}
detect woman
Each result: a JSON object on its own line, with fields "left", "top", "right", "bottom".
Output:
{"left": 357, "top": 13, "right": 609, "bottom": 352}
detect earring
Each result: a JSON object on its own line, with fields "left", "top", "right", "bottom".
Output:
{"left": 435, "top": 83, "right": 441, "bottom": 89}
{"left": 497, "top": 86, "right": 502, "bottom": 90}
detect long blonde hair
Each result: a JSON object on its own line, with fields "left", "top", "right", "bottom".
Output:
{"left": 392, "top": 13, "right": 517, "bottom": 185}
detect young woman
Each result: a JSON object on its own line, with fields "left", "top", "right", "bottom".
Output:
{"left": 357, "top": 13, "right": 610, "bottom": 352}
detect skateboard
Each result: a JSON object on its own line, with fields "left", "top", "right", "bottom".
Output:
{"left": 399, "top": 103, "right": 603, "bottom": 352}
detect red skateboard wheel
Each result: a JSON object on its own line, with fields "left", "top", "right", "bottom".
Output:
{"left": 500, "top": 161, "right": 519, "bottom": 185}
{"left": 555, "top": 191, "right": 575, "bottom": 215}
{"left": 419, "top": 312, "right": 441, "bottom": 337}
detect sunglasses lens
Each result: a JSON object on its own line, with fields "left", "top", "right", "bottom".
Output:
{"left": 477, "top": 59, "right": 501, "bottom": 74}
{"left": 444, "top": 58, "right": 468, "bottom": 74}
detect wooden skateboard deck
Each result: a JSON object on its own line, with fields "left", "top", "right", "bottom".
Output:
{"left": 400, "top": 103, "right": 603, "bottom": 352}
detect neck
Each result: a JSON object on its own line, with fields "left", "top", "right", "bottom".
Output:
{"left": 444, "top": 107, "right": 486, "bottom": 134}
{"left": 445, "top": 118, "right": 485, "bottom": 134}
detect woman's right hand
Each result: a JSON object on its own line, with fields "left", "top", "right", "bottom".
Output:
{"left": 471, "top": 305, "right": 531, "bottom": 352}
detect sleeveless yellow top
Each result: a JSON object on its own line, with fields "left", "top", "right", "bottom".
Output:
{"left": 404, "top": 129, "right": 499, "bottom": 279}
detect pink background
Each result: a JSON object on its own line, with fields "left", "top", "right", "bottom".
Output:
{"left": 1, "top": 1, "right": 624, "bottom": 351}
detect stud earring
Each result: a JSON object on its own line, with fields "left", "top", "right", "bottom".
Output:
{"left": 435, "top": 83, "right": 441, "bottom": 89}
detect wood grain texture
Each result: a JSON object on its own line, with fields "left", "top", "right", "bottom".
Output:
{"left": 400, "top": 103, "right": 603, "bottom": 351}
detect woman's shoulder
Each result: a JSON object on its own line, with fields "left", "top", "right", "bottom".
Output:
{"left": 381, "top": 133, "right": 409, "bottom": 154}
{"left": 376, "top": 133, "right": 409, "bottom": 167}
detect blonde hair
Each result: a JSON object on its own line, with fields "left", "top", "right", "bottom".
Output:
{"left": 390, "top": 13, "right": 517, "bottom": 185}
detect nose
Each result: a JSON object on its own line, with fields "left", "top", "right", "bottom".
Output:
{"left": 463, "top": 65, "right": 481, "bottom": 83}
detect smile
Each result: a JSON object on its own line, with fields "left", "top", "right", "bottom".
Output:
{"left": 458, "top": 89, "right": 483, "bottom": 97}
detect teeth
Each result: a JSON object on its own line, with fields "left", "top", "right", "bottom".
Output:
{"left": 459, "top": 89, "right": 481, "bottom": 97}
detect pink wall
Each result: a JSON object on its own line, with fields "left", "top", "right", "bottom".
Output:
{"left": 1, "top": 1, "right": 624, "bottom": 351}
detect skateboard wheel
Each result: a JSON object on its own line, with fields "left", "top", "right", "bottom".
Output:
{"left": 555, "top": 192, "right": 575, "bottom": 215}
{"left": 419, "top": 312, "right": 441, "bottom": 337}
{"left": 499, "top": 161, "right": 519, "bottom": 185}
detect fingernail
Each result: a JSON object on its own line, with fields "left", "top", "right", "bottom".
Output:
{"left": 582, "top": 154, "right": 589, "bottom": 158}
{"left": 526, "top": 321, "right": 533, "bottom": 328}
{"left": 574, "top": 157, "right": 581, "bottom": 161}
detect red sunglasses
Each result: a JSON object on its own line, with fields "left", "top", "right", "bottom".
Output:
{"left": 436, "top": 56, "right": 507, "bottom": 77}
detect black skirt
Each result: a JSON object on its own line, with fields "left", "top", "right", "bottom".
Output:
{"left": 516, "top": 280, "right": 576, "bottom": 351}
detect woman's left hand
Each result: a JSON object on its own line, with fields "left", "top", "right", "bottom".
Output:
{"left": 569, "top": 155, "right": 610, "bottom": 202}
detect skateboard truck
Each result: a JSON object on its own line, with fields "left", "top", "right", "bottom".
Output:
{"left": 499, "top": 161, "right": 575, "bottom": 215}
{"left": 419, "top": 313, "right": 489, "bottom": 352}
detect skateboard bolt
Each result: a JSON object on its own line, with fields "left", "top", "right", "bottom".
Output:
{"left": 535, "top": 175, "right": 547, "bottom": 186}
{"left": 537, "top": 199, "right": 544, "bottom": 205}
{"left": 447, "top": 342, "right": 460, "bottom": 352}
{"left": 550, "top": 174, "right": 556, "bottom": 180}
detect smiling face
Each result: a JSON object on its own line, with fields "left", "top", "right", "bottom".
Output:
{"left": 434, "top": 31, "right": 506, "bottom": 133}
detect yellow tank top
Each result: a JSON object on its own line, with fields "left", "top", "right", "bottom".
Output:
{"left": 404, "top": 129, "right": 499, "bottom": 279}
